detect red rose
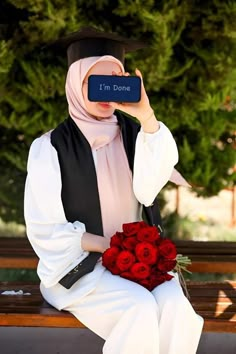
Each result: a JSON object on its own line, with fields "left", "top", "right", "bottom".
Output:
{"left": 159, "top": 239, "right": 177, "bottom": 259}
{"left": 110, "top": 232, "right": 123, "bottom": 248}
{"left": 102, "top": 246, "right": 120, "bottom": 269}
{"left": 138, "top": 278, "right": 152, "bottom": 291}
{"left": 122, "top": 222, "right": 142, "bottom": 237}
{"left": 164, "top": 273, "right": 174, "bottom": 281}
{"left": 150, "top": 272, "right": 173, "bottom": 290}
{"left": 157, "top": 258, "right": 177, "bottom": 272}
{"left": 120, "top": 271, "right": 134, "bottom": 281}
{"left": 130, "top": 262, "right": 151, "bottom": 280}
{"left": 122, "top": 236, "right": 138, "bottom": 251}
{"left": 135, "top": 242, "right": 158, "bottom": 265}
{"left": 138, "top": 221, "right": 149, "bottom": 228}
{"left": 149, "top": 272, "right": 167, "bottom": 289}
{"left": 116, "top": 250, "right": 135, "bottom": 271}
{"left": 137, "top": 226, "right": 160, "bottom": 243}
{"left": 109, "top": 263, "right": 121, "bottom": 275}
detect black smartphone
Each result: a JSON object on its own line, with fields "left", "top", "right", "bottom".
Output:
{"left": 88, "top": 75, "right": 141, "bottom": 103}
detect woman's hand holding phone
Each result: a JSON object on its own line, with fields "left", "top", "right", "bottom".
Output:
{"left": 111, "top": 69, "right": 160, "bottom": 133}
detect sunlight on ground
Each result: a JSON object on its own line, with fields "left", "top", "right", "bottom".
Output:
{"left": 164, "top": 187, "right": 234, "bottom": 226}
{"left": 163, "top": 187, "right": 235, "bottom": 241}
{"left": 0, "top": 218, "right": 25, "bottom": 237}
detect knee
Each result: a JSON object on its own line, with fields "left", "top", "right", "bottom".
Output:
{"left": 131, "top": 284, "right": 158, "bottom": 313}
{"left": 131, "top": 289, "right": 160, "bottom": 325}
{"left": 153, "top": 278, "right": 189, "bottom": 311}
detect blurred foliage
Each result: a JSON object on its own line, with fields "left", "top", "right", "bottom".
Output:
{"left": 162, "top": 210, "right": 236, "bottom": 241}
{"left": 0, "top": 0, "right": 235, "bottom": 223}
{"left": 0, "top": 269, "right": 39, "bottom": 282}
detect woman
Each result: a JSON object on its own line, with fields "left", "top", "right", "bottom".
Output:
{"left": 24, "top": 28, "right": 203, "bottom": 354}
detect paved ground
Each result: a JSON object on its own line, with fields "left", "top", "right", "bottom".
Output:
{"left": 0, "top": 327, "right": 235, "bottom": 353}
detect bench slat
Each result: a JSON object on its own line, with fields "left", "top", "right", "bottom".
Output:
{"left": 1, "top": 306, "right": 235, "bottom": 320}
{"left": 2, "top": 238, "right": 236, "bottom": 253}
{"left": 1, "top": 238, "right": 236, "bottom": 273}
{"left": 1, "top": 313, "right": 235, "bottom": 332}
{"left": 0, "top": 257, "right": 38, "bottom": 269}
{"left": 0, "top": 313, "right": 84, "bottom": 328}
{"left": 188, "top": 261, "right": 236, "bottom": 273}
{"left": 203, "top": 320, "right": 236, "bottom": 333}
{"left": 3, "top": 258, "right": 234, "bottom": 273}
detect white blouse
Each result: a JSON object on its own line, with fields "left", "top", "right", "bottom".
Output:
{"left": 24, "top": 121, "right": 178, "bottom": 309}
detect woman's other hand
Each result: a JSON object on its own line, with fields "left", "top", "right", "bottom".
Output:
{"left": 82, "top": 232, "right": 110, "bottom": 253}
{"left": 110, "top": 69, "right": 160, "bottom": 133}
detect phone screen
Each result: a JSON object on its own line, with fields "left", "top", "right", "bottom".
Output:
{"left": 88, "top": 75, "right": 141, "bottom": 103}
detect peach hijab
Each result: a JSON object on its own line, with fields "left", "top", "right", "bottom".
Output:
{"left": 65, "top": 56, "right": 140, "bottom": 238}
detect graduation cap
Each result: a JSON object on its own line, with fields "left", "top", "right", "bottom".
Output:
{"left": 51, "top": 27, "right": 146, "bottom": 66}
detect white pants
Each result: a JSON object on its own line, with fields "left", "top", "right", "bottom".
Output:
{"left": 64, "top": 270, "right": 203, "bottom": 354}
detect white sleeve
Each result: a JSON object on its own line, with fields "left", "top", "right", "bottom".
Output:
{"left": 133, "top": 122, "right": 179, "bottom": 206}
{"left": 24, "top": 132, "right": 89, "bottom": 288}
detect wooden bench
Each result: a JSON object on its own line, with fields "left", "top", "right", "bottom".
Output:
{"left": 175, "top": 240, "right": 236, "bottom": 273}
{"left": 0, "top": 237, "right": 38, "bottom": 269}
{"left": 1, "top": 237, "right": 236, "bottom": 273}
{"left": 0, "top": 281, "right": 236, "bottom": 333}
{"left": 1, "top": 238, "right": 236, "bottom": 333}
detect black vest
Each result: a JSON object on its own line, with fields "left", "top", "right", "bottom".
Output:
{"left": 51, "top": 112, "right": 163, "bottom": 289}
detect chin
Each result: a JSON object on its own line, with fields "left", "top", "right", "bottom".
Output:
{"left": 96, "top": 109, "right": 115, "bottom": 118}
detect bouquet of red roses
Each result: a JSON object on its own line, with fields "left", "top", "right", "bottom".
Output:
{"left": 102, "top": 221, "right": 190, "bottom": 291}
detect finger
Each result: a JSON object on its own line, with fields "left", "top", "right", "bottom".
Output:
{"left": 112, "top": 71, "right": 129, "bottom": 77}
{"left": 135, "top": 68, "right": 142, "bottom": 78}
{"left": 135, "top": 68, "right": 146, "bottom": 94}
{"left": 112, "top": 71, "right": 123, "bottom": 76}
{"left": 112, "top": 70, "right": 121, "bottom": 76}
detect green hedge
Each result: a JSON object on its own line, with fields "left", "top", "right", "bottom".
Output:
{"left": 0, "top": 0, "right": 235, "bottom": 224}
